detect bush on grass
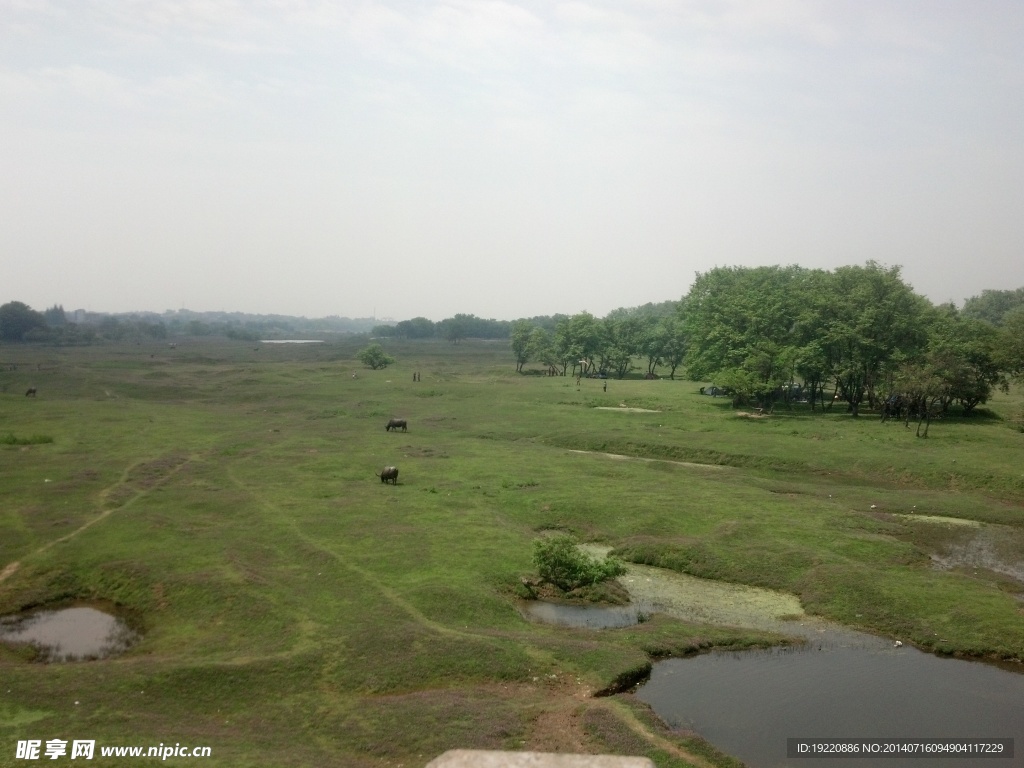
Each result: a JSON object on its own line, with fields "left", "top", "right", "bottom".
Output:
{"left": 533, "top": 535, "right": 626, "bottom": 592}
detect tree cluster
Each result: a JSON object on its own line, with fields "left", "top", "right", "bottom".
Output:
{"left": 682, "top": 262, "right": 1017, "bottom": 417}
{"left": 961, "top": 288, "right": 1024, "bottom": 326}
{"left": 373, "top": 314, "right": 511, "bottom": 343}
{"left": 510, "top": 305, "right": 686, "bottom": 379}
{"left": 0, "top": 302, "right": 101, "bottom": 344}
{"left": 506, "top": 263, "right": 1023, "bottom": 423}
{"left": 0, "top": 302, "right": 47, "bottom": 342}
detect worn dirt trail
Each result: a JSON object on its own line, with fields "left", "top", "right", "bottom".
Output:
{"left": 0, "top": 454, "right": 195, "bottom": 585}
{"left": 568, "top": 449, "right": 727, "bottom": 471}
{"left": 227, "top": 459, "right": 714, "bottom": 766}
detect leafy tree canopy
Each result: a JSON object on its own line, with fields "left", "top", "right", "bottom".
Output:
{"left": 0, "top": 301, "right": 47, "bottom": 342}
{"left": 394, "top": 317, "right": 436, "bottom": 339}
{"left": 357, "top": 343, "right": 395, "bottom": 370}
{"left": 962, "top": 287, "right": 1024, "bottom": 326}
{"left": 682, "top": 262, "right": 929, "bottom": 413}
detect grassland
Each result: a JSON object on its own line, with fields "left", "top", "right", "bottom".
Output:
{"left": 1, "top": 338, "right": 1022, "bottom": 767}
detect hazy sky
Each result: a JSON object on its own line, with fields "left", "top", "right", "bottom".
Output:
{"left": 2, "top": 1, "right": 1022, "bottom": 321}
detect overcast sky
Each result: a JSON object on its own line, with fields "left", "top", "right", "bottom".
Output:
{"left": 2, "top": 1, "right": 1022, "bottom": 322}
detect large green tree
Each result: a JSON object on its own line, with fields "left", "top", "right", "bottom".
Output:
{"left": 997, "top": 307, "right": 1024, "bottom": 382}
{"left": 553, "top": 312, "right": 602, "bottom": 376}
{"left": 0, "top": 301, "right": 47, "bottom": 342}
{"left": 394, "top": 317, "right": 436, "bottom": 339}
{"left": 510, "top": 320, "right": 533, "bottom": 372}
{"left": 818, "top": 263, "right": 928, "bottom": 416}
{"left": 600, "top": 315, "right": 644, "bottom": 379}
{"left": 654, "top": 315, "right": 687, "bottom": 379}
{"left": 357, "top": 343, "right": 395, "bottom": 370}
{"left": 684, "top": 265, "right": 812, "bottom": 406}
{"left": 915, "top": 304, "right": 1004, "bottom": 414}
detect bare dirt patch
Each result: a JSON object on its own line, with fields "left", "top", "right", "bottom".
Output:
{"left": 927, "top": 524, "right": 1024, "bottom": 585}
{"left": 894, "top": 514, "right": 981, "bottom": 527}
{"left": 735, "top": 411, "right": 769, "bottom": 419}
{"left": 568, "top": 450, "right": 726, "bottom": 471}
{"left": 594, "top": 406, "right": 660, "bottom": 413}
{"left": 0, "top": 562, "right": 19, "bottom": 584}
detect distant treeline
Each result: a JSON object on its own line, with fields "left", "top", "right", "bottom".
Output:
{"left": 0, "top": 305, "right": 380, "bottom": 345}
{"left": 3, "top": 274, "right": 1023, "bottom": 420}
{"left": 370, "top": 301, "right": 680, "bottom": 344}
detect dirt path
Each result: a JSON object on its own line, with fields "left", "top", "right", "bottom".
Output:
{"left": 568, "top": 449, "right": 727, "bottom": 471}
{"left": 602, "top": 698, "right": 717, "bottom": 768}
{"left": 510, "top": 676, "right": 714, "bottom": 767}
{"left": 0, "top": 454, "right": 195, "bottom": 585}
{"left": 227, "top": 463, "right": 713, "bottom": 766}
{"left": 226, "top": 465, "right": 516, "bottom": 648}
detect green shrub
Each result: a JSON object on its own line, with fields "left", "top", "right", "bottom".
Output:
{"left": 533, "top": 535, "right": 626, "bottom": 591}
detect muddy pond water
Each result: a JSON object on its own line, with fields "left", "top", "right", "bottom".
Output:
{"left": 527, "top": 549, "right": 1024, "bottom": 768}
{"left": 0, "top": 606, "right": 138, "bottom": 661}
{"left": 637, "top": 627, "right": 1024, "bottom": 768}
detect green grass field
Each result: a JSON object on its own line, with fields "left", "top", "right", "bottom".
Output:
{"left": 1, "top": 338, "right": 1022, "bottom": 767}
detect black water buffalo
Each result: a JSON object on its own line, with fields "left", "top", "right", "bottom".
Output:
{"left": 385, "top": 418, "right": 407, "bottom": 432}
{"left": 25, "top": 388, "right": 36, "bottom": 397}
{"left": 376, "top": 466, "right": 399, "bottom": 484}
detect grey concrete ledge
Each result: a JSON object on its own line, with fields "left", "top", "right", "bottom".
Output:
{"left": 425, "top": 750, "right": 655, "bottom": 768}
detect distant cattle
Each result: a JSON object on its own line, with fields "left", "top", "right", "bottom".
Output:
{"left": 385, "top": 418, "right": 407, "bottom": 432}
{"left": 376, "top": 466, "right": 399, "bottom": 485}
{"left": 25, "top": 388, "right": 36, "bottom": 397}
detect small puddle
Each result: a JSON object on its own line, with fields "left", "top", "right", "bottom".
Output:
{"left": 0, "top": 606, "right": 139, "bottom": 661}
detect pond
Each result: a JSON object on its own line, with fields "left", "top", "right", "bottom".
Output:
{"left": 530, "top": 548, "right": 1024, "bottom": 768}
{"left": 0, "top": 606, "right": 139, "bottom": 661}
{"left": 636, "top": 628, "right": 1024, "bottom": 768}
{"left": 259, "top": 339, "right": 325, "bottom": 344}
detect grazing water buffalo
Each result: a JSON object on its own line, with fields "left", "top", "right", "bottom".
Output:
{"left": 385, "top": 418, "right": 407, "bottom": 432}
{"left": 25, "top": 388, "right": 37, "bottom": 397}
{"left": 376, "top": 466, "right": 399, "bottom": 484}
